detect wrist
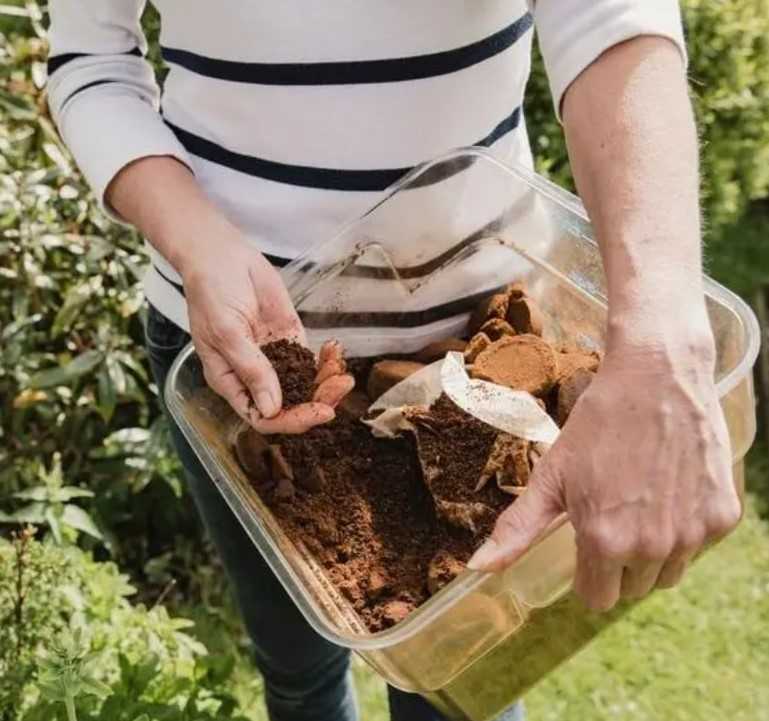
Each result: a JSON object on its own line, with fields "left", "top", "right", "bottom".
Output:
{"left": 163, "top": 213, "right": 244, "bottom": 280}
{"left": 606, "top": 300, "right": 716, "bottom": 375}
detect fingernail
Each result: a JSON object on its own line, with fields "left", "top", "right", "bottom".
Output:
{"left": 256, "top": 390, "right": 279, "bottom": 418}
{"left": 467, "top": 538, "right": 500, "bottom": 571}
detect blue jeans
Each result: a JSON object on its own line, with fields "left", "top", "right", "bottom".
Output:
{"left": 145, "top": 303, "right": 523, "bottom": 721}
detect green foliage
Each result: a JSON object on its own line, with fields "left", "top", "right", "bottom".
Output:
{"left": 684, "top": 0, "right": 769, "bottom": 230}
{"left": 35, "top": 628, "right": 111, "bottom": 721}
{"left": 0, "top": 531, "right": 246, "bottom": 721}
{"left": 0, "top": 21, "right": 189, "bottom": 562}
{"left": 0, "top": 527, "right": 70, "bottom": 719}
{"left": 527, "top": 0, "right": 769, "bottom": 239}
{"left": 704, "top": 203, "right": 769, "bottom": 296}
{"left": 0, "top": 453, "right": 101, "bottom": 543}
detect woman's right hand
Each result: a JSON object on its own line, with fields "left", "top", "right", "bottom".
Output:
{"left": 179, "top": 225, "right": 354, "bottom": 434}
{"left": 107, "top": 156, "right": 352, "bottom": 433}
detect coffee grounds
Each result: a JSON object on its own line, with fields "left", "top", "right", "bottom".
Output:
{"left": 235, "top": 285, "right": 599, "bottom": 634}
{"left": 253, "top": 408, "right": 483, "bottom": 632}
{"left": 262, "top": 339, "right": 317, "bottom": 406}
{"left": 409, "top": 394, "right": 510, "bottom": 537}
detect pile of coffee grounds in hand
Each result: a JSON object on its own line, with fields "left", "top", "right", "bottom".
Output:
{"left": 261, "top": 339, "right": 317, "bottom": 406}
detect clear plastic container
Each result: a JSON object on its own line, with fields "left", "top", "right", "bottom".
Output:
{"left": 165, "top": 148, "right": 760, "bottom": 721}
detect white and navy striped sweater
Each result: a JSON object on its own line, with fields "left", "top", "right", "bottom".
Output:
{"left": 47, "top": 1, "right": 685, "bottom": 341}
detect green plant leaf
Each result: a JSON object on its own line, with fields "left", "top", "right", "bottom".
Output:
{"left": 62, "top": 504, "right": 102, "bottom": 540}
{"left": 3, "top": 501, "right": 46, "bottom": 524}
{"left": 0, "top": 87, "right": 36, "bottom": 119}
{"left": 52, "top": 281, "right": 93, "bottom": 337}
{"left": 78, "top": 675, "right": 111, "bottom": 699}
{"left": 104, "top": 427, "right": 151, "bottom": 446}
{"left": 56, "top": 486, "right": 95, "bottom": 502}
{"left": 45, "top": 506, "right": 63, "bottom": 544}
{"left": 29, "top": 350, "right": 104, "bottom": 389}
{"left": 97, "top": 365, "right": 117, "bottom": 423}
{"left": 2, "top": 312, "right": 42, "bottom": 341}
{"left": 12, "top": 485, "right": 50, "bottom": 501}
{"left": 106, "top": 354, "right": 127, "bottom": 395}
{"left": 114, "top": 350, "right": 149, "bottom": 382}
{"left": 42, "top": 142, "right": 72, "bottom": 175}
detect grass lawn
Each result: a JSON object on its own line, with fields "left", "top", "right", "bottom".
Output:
{"left": 189, "top": 445, "right": 769, "bottom": 721}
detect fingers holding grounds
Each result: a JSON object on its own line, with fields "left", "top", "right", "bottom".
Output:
{"left": 216, "top": 329, "right": 283, "bottom": 418}
{"left": 313, "top": 374, "right": 355, "bottom": 407}
{"left": 198, "top": 346, "right": 255, "bottom": 422}
{"left": 315, "top": 345, "right": 347, "bottom": 385}
{"left": 319, "top": 339, "right": 343, "bottom": 364}
{"left": 252, "top": 403, "right": 335, "bottom": 435}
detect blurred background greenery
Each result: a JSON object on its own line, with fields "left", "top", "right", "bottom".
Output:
{"left": 0, "top": 2, "right": 767, "bottom": 720}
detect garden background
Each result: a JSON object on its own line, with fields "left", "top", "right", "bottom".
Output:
{"left": 1, "top": 2, "right": 768, "bottom": 720}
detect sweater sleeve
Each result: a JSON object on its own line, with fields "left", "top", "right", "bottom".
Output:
{"left": 530, "top": 0, "right": 687, "bottom": 119}
{"left": 47, "top": 1, "right": 192, "bottom": 218}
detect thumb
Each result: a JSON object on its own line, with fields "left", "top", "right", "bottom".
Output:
{"left": 467, "top": 459, "right": 563, "bottom": 572}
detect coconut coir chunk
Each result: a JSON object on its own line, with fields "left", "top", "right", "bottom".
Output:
{"left": 472, "top": 334, "right": 558, "bottom": 397}
{"left": 261, "top": 339, "right": 316, "bottom": 406}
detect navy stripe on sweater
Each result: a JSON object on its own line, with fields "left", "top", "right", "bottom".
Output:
{"left": 161, "top": 13, "right": 532, "bottom": 86}
{"left": 47, "top": 46, "right": 142, "bottom": 75}
{"left": 153, "top": 264, "right": 503, "bottom": 329}
{"left": 165, "top": 105, "right": 521, "bottom": 191}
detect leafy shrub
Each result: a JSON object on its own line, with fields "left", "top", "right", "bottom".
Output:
{"left": 0, "top": 24, "right": 193, "bottom": 567}
{"left": 0, "top": 529, "right": 246, "bottom": 721}
{"left": 526, "top": 0, "right": 769, "bottom": 238}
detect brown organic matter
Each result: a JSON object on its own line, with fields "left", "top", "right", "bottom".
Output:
{"left": 407, "top": 395, "right": 511, "bottom": 535}
{"left": 472, "top": 334, "right": 558, "bottom": 397}
{"left": 415, "top": 337, "right": 468, "bottom": 363}
{"left": 427, "top": 550, "right": 465, "bottom": 595}
{"left": 274, "top": 477, "right": 296, "bottom": 502}
{"left": 464, "top": 332, "right": 492, "bottom": 363}
{"left": 556, "top": 345, "right": 601, "bottom": 383}
{"left": 367, "top": 360, "right": 425, "bottom": 400}
{"left": 234, "top": 427, "right": 271, "bottom": 483}
{"left": 557, "top": 367, "right": 595, "bottom": 425}
{"left": 339, "top": 390, "right": 372, "bottom": 420}
{"left": 262, "top": 339, "right": 317, "bottom": 406}
{"left": 479, "top": 318, "right": 516, "bottom": 341}
{"left": 506, "top": 296, "right": 544, "bottom": 336}
{"left": 241, "top": 409, "right": 481, "bottom": 632}
{"left": 231, "top": 282, "right": 602, "bottom": 634}
{"left": 268, "top": 444, "right": 294, "bottom": 480}
{"left": 477, "top": 433, "right": 530, "bottom": 493}
{"left": 468, "top": 292, "right": 510, "bottom": 335}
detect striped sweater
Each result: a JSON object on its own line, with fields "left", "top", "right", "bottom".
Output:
{"left": 47, "top": 1, "right": 685, "bottom": 343}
